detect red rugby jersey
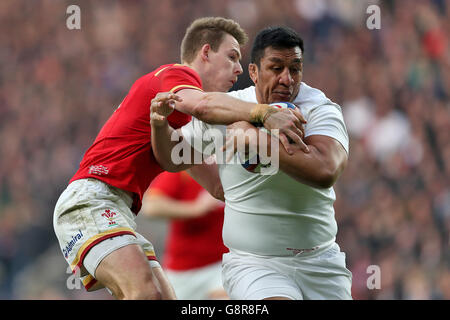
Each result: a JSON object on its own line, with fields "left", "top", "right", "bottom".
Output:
{"left": 147, "top": 171, "right": 228, "bottom": 270}
{"left": 70, "top": 64, "right": 202, "bottom": 213}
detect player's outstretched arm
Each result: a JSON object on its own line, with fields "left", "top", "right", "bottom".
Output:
{"left": 141, "top": 191, "right": 222, "bottom": 219}
{"left": 174, "top": 89, "right": 307, "bottom": 155}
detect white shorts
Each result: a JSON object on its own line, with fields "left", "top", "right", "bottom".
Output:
{"left": 53, "top": 178, "right": 160, "bottom": 291}
{"left": 222, "top": 242, "right": 352, "bottom": 300}
{"left": 165, "top": 261, "right": 225, "bottom": 300}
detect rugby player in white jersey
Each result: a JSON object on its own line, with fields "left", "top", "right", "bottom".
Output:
{"left": 150, "top": 26, "right": 352, "bottom": 300}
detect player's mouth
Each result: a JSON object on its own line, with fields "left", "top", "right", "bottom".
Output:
{"left": 272, "top": 91, "right": 292, "bottom": 101}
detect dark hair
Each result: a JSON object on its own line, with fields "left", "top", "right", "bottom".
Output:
{"left": 251, "top": 26, "right": 304, "bottom": 66}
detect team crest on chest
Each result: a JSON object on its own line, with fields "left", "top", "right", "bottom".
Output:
{"left": 101, "top": 209, "right": 119, "bottom": 227}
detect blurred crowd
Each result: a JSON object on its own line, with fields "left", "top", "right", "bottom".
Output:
{"left": 0, "top": 0, "right": 448, "bottom": 299}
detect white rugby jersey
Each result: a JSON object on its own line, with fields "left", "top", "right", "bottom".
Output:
{"left": 181, "top": 82, "right": 349, "bottom": 256}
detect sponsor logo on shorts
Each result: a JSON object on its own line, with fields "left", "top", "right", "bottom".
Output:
{"left": 88, "top": 165, "right": 109, "bottom": 176}
{"left": 101, "top": 209, "right": 118, "bottom": 227}
{"left": 62, "top": 229, "right": 84, "bottom": 259}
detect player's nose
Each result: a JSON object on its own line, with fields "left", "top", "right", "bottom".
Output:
{"left": 279, "top": 68, "right": 293, "bottom": 86}
{"left": 235, "top": 62, "right": 243, "bottom": 75}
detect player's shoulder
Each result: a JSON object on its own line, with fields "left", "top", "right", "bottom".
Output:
{"left": 132, "top": 64, "right": 198, "bottom": 84}
{"left": 153, "top": 63, "right": 199, "bottom": 78}
{"left": 295, "top": 82, "right": 343, "bottom": 115}
{"left": 295, "top": 82, "right": 332, "bottom": 108}
{"left": 227, "top": 86, "right": 257, "bottom": 102}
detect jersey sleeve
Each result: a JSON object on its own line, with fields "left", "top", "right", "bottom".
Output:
{"left": 226, "top": 86, "right": 257, "bottom": 102}
{"left": 305, "top": 103, "right": 350, "bottom": 154}
{"left": 157, "top": 65, "right": 203, "bottom": 93}
{"left": 147, "top": 172, "right": 182, "bottom": 199}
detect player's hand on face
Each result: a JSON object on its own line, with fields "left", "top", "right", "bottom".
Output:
{"left": 263, "top": 108, "right": 309, "bottom": 155}
{"left": 150, "top": 92, "right": 183, "bottom": 126}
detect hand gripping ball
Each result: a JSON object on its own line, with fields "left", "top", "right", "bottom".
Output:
{"left": 240, "top": 102, "right": 297, "bottom": 173}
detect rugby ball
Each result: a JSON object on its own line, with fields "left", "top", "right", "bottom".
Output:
{"left": 240, "top": 102, "right": 297, "bottom": 173}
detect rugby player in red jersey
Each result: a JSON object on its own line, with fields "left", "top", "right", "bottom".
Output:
{"left": 53, "top": 17, "right": 306, "bottom": 300}
{"left": 141, "top": 171, "right": 228, "bottom": 300}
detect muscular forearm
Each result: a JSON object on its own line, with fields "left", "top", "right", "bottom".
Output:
{"left": 141, "top": 196, "right": 204, "bottom": 219}
{"left": 176, "top": 89, "right": 271, "bottom": 125}
{"left": 278, "top": 148, "right": 344, "bottom": 188}
{"left": 151, "top": 121, "right": 192, "bottom": 172}
{"left": 192, "top": 92, "right": 256, "bottom": 125}
{"left": 262, "top": 132, "right": 347, "bottom": 188}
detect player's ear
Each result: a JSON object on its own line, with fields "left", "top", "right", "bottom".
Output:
{"left": 200, "top": 44, "right": 211, "bottom": 62}
{"left": 249, "top": 63, "right": 258, "bottom": 84}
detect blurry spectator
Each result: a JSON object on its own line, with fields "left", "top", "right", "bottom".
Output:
{"left": 141, "top": 171, "right": 228, "bottom": 300}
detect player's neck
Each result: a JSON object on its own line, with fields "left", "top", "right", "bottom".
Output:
{"left": 181, "top": 61, "right": 197, "bottom": 73}
{"left": 183, "top": 60, "right": 211, "bottom": 90}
